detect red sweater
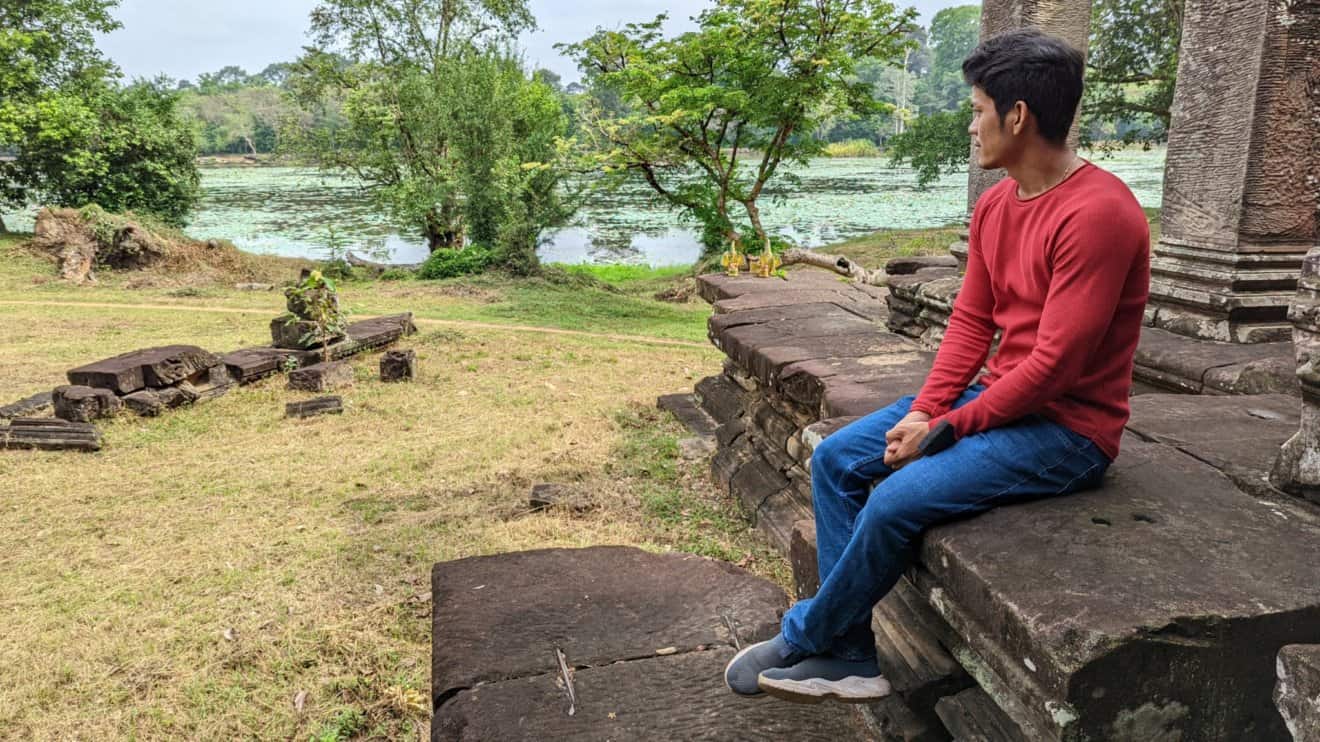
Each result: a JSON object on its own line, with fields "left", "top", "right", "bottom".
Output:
{"left": 910, "top": 163, "right": 1150, "bottom": 460}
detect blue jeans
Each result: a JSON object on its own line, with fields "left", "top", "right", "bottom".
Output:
{"left": 782, "top": 385, "right": 1111, "bottom": 661}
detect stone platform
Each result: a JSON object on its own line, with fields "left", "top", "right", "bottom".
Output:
{"left": 430, "top": 546, "right": 865, "bottom": 741}
{"left": 688, "top": 270, "right": 1320, "bottom": 741}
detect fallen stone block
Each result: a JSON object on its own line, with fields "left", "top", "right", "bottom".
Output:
{"left": 527, "top": 483, "right": 592, "bottom": 513}
{"left": 657, "top": 392, "right": 718, "bottom": 436}
{"left": 379, "top": 349, "right": 416, "bottom": 382}
{"left": 271, "top": 318, "right": 343, "bottom": 350}
{"left": 157, "top": 386, "right": 193, "bottom": 409}
{"left": 285, "top": 396, "right": 344, "bottom": 419}
{"left": 287, "top": 360, "right": 353, "bottom": 392}
{"left": 182, "top": 363, "right": 235, "bottom": 402}
{"left": 122, "top": 390, "right": 164, "bottom": 417}
{"left": 1276, "top": 645, "right": 1320, "bottom": 741}
{"left": 935, "top": 688, "right": 1027, "bottom": 742}
{"left": 53, "top": 385, "right": 121, "bottom": 422}
{"left": 221, "top": 347, "right": 307, "bottom": 384}
{"left": 0, "top": 391, "right": 54, "bottom": 420}
{"left": 1, "top": 418, "right": 102, "bottom": 452}
{"left": 67, "top": 345, "right": 219, "bottom": 394}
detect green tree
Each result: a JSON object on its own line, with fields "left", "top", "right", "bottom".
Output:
{"left": 0, "top": 0, "right": 201, "bottom": 227}
{"left": 887, "top": 100, "right": 971, "bottom": 187}
{"left": 913, "top": 5, "right": 980, "bottom": 114}
{"left": 564, "top": 0, "right": 915, "bottom": 255}
{"left": 289, "top": 0, "right": 571, "bottom": 271}
{"left": 1082, "top": 0, "right": 1182, "bottom": 146}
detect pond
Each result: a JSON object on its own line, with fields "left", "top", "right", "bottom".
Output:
{"left": 5, "top": 148, "right": 1166, "bottom": 266}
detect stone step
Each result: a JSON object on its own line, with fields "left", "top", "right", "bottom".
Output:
{"left": 285, "top": 396, "right": 343, "bottom": 419}
{"left": 694, "top": 374, "right": 747, "bottom": 426}
{"left": 656, "top": 393, "right": 719, "bottom": 437}
{"left": 1134, "top": 326, "right": 1295, "bottom": 395}
{"left": 431, "top": 546, "right": 866, "bottom": 741}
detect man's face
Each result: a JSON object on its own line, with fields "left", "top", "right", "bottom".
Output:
{"left": 969, "top": 86, "right": 1016, "bottom": 170}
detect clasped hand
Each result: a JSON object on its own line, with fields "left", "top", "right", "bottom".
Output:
{"left": 884, "top": 411, "right": 931, "bottom": 468}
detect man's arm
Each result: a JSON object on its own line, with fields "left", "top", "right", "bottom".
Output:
{"left": 907, "top": 223, "right": 998, "bottom": 419}
{"left": 929, "top": 206, "right": 1145, "bottom": 439}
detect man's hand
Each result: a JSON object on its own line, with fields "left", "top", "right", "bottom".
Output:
{"left": 884, "top": 411, "right": 931, "bottom": 468}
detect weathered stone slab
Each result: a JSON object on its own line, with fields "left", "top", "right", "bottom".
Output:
{"left": 708, "top": 302, "right": 866, "bottom": 336}
{"left": 0, "top": 391, "right": 53, "bottom": 420}
{"left": 183, "top": 363, "right": 235, "bottom": 402}
{"left": 779, "top": 351, "right": 934, "bottom": 412}
{"left": 1134, "top": 326, "right": 1294, "bottom": 394}
{"left": 935, "top": 688, "right": 1027, "bottom": 742}
{"left": 271, "top": 318, "right": 342, "bottom": 350}
{"left": 433, "top": 647, "right": 861, "bottom": 742}
{"left": 1276, "top": 645, "right": 1320, "bottom": 741}
{"left": 122, "top": 390, "right": 164, "bottom": 417}
{"left": 430, "top": 546, "right": 788, "bottom": 709}
{"left": 694, "top": 374, "right": 745, "bottom": 425}
{"left": 739, "top": 333, "right": 916, "bottom": 389}
{"left": 886, "top": 255, "right": 959, "bottom": 275}
{"left": 915, "top": 434, "right": 1320, "bottom": 740}
{"left": 697, "top": 270, "right": 855, "bottom": 304}
{"left": 713, "top": 289, "right": 885, "bottom": 321}
{"left": 336, "top": 313, "right": 417, "bottom": 356}
{"left": 379, "top": 349, "right": 416, "bottom": 382}
{"left": 285, "top": 396, "right": 343, "bottom": 419}
{"left": 527, "top": 483, "right": 593, "bottom": 513}
{"left": 789, "top": 519, "right": 819, "bottom": 600}
{"left": 53, "top": 385, "right": 121, "bottom": 422}
{"left": 1126, "top": 393, "right": 1299, "bottom": 497}
{"left": 287, "top": 361, "right": 353, "bottom": 392}
{"left": 221, "top": 347, "right": 306, "bottom": 384}
{"left": 656, "top": 393, "right": 718, "bottom": 437}
{"left": 0, "top": 418, "right": 102, "bottom": 452}
{"left": 67, "top": 345, "right": 219, "bottom": 394}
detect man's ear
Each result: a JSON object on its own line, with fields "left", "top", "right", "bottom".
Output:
{"left": 1010, "top": 101, "right": 1030, "bottom": 135}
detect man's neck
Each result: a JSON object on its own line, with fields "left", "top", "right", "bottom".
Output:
{"left": 1005, "top": 145, "right": 1080, "bottom": 199}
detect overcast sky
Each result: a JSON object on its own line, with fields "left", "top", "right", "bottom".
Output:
{"left": 97, "top": 0, "right": 966, "bottom": 85}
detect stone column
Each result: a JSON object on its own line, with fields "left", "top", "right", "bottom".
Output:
{"left": 1146, "top": 0, "right": 1320, "bottom": 343}
{"left": 966, "top": 0, "right": 1093, "bottom": 211}
{"left": 1271, "top": 246, "right": 1320, "bottom": 506}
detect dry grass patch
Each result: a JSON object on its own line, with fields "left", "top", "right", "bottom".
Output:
{"left": 0, "top": 302, "right": 785, "bottom": 740}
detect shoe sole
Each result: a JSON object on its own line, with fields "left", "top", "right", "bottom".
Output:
{"left": 757, "top": 674, "right": 893, "bottom": 705}
{"left": 723, "top": 641, "right": 769, "bottom": 698}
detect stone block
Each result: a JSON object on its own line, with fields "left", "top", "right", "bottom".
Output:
{"left": 67, "top": 345, "right": 219, "bottom": 394}
{"left": 287, "top": 361, "right": 353, "bottom": 392}
{"left": 285, "top": 396, "right": 344, "bottom": 419}
{"left": 527, "top": 483, "right": 593, "bottom": 513}
{"left": 0, "top": 418, "right": 101, "bottom": 452}
{"left": 1134, "top": 326, "right": 1294, "bottom": 395}
{"left": 913, "top": 433, "right": 1320, "bottom": 740}
{"left": 122, "top": 390, "right": 164, "bottom": 417}
{"left": 789, "top": 519, "right": 819, "bottom": 600}
{"left": 271, "top": 318, "right": 343, "bottom": 350}
{"left": 934, "top": 688, "right": 1027, "bottom": 742}
{"left": 1277, "top": 645, "right": 1320, "bottom": 741}
{"left": 53, "top": 385, "right": 121, "bottom": 422}
{"left": 694, "top": 374, "right": 745, "bottom": 425}
{"left": 221, "top": 347, "right": 306, "bottom": 384}
{"left": 379, "top": 349, "right": 416, "bottom": 382}
{"left": 183, "top": 363, "right": 235, "bottom": 402}
{"left": 0, "top": 391, "right": 53, "bottom": 420}
{"left": 656, "top": 393, "right": 718, "bottom": 436}
{"left": 885, "top": 255, "right": 959, "bottom": 275}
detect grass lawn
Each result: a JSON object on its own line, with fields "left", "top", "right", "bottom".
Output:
{"left": 0, "top": 227, "right": 948, "bottom": 740}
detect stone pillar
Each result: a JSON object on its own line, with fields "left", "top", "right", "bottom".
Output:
{"left": 1271, "top": 246, "right": 1320, "bottom": 506}
{"left": 966, "top": 0, "right": 1094, "bottom": 211}
{"left": 1146, "top": 0, "right": 1320, "bottom": 343}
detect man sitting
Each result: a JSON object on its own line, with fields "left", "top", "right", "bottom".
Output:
{"left": 725, "top": 28, "right": 1151, "bottom": 703}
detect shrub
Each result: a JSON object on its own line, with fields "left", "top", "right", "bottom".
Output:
{"left": 416, "top": 245, "right": 499, "bottom": 280}
{"left": 824, "top": 139, "right": 881, "bottom": 157}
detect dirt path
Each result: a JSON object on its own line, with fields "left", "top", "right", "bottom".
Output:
{"left": 0, "top": 299, "right": 714, "bottom": 350}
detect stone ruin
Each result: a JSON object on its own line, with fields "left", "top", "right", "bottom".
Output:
{"left": 0, "top": 280, "right": 417, "bottom": 450}
{"left": 671, "top": 0, "right": 1320, "bottom": 739}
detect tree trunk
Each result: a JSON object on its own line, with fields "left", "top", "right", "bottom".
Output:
{"left": 0, "top": 214, "right": 7, "bottom": 235}
{"left": 781, "top": 248, "right": 888, "bottom": 286}
{"left": 742, "top": 198, "right": 769, "bottom": 250}
{"left": 424, "top": 207, "right": 462, "bottom": 252}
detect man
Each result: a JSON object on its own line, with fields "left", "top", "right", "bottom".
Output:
{"left": 725, "top": 28, "right": 1151, "bottom": 703}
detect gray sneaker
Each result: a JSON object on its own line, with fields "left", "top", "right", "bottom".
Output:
{"left": 723, "top": 634, "right": 804, "bottom": 696}
{"left": 757, "top": 656, "right": 892, "bottom": 704}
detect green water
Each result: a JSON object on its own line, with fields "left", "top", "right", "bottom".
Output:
{"left": 4, "top": 148, "right": 1166, "bottom": 266}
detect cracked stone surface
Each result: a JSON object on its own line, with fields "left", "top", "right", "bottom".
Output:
{"left": 1277, "top": 645, "right": 1320, "bottom": 741}
{"left": 431, "top": 546, "right": 860, "bottom": 740}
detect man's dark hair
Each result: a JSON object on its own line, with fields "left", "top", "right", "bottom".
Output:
{"left": 962, "top": 29, "right": 1085, "bottom": 144}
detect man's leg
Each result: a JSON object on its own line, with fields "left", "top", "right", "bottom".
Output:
{"left": 777, "top": 412, "right": 1109, "bottom": 667}
{"left": 724, "top": 393, "right": 915, "bottom": 695}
